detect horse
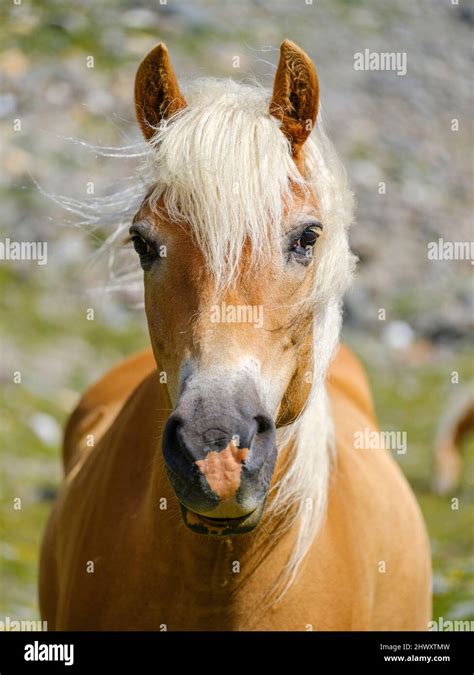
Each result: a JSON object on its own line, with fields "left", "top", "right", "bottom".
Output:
{"left": 432, "top": 388, "right": 474, "bottom": 495}
{"left": 39, "top": 40, "right": 432, "bottom": 630}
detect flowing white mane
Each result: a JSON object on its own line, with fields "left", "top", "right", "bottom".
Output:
{"left": 50, "top": 76, "right": 355, "bottom": 602}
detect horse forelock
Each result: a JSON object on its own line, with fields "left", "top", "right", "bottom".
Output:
{"left": 142, "top": 79, "right": 297, "bottom": 287}
{"left": 143, "top": 79, "right": 353, "bottom": 292}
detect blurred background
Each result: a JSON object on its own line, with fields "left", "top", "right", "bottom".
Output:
{"left": 1, "top": 0, "right": 473, "bottom": 624}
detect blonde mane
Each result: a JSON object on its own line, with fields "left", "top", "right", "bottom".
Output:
{"left": 51, "top": 77, "right": 355, "bottom": 602}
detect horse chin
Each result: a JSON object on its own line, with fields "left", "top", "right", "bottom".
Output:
{"left": 179, "top": 502, "right": 265, "bottom": 536}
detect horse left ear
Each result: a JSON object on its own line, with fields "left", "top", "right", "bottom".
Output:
{"left": 269, "top": 40, "right": 319, "bottom": 157}
{"left": 134, "top": 42, "right": 187, "bottom": 141}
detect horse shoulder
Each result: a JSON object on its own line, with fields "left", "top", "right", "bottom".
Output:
{"left": 62, "top": 349, "right": 156, "bottom": 474}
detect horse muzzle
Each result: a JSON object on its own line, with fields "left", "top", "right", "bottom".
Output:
{"left": 161, "top": 380, "right": 277, "bottom": 536}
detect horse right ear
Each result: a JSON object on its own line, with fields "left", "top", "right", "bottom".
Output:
{"left": 134, "top": 43, "right": 187, "bottom": 141}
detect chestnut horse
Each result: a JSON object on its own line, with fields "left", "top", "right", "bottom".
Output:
{"left": 39, "top": 40, "right": 431, "bottom": 630}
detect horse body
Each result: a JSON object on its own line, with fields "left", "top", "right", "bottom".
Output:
{"left": 40, "top": 40, "right": 431, "bottom": 630}
{"left": 40, "top": 346, "right": 431, "bottom": 630}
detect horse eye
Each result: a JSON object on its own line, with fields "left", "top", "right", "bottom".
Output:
{"left": 299, "top": 227, "right": 320, "bottom": 248}
{"left": 289, "top": 223, "right": 322, "bottom": 257}
{"left": 132, "top": 235, "right": 154, "bottom": 257}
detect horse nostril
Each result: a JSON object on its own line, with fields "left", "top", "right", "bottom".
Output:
{"left": 254, "top": 414, "right": 274, "bottom": 436}
{"left": 164, "top": 415, "right": 183, "bottom": 442}
{"left": 162, "top": 414, "right": 190, "bottom": 464}
{"left": 163, "top": 409, "right": 276, "bottom": 474}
